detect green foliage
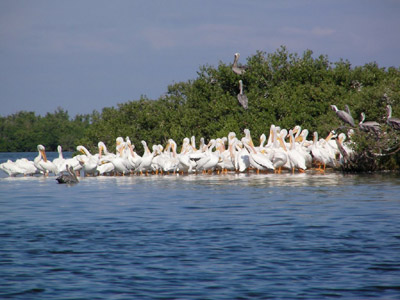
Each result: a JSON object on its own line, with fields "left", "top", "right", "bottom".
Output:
{"left": 0, "top": 108, "right": 90, "bottom": 152}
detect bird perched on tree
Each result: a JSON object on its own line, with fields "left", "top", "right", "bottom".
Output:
{"left": 359, "top": 112, "right": 380, "bottom": 134}
{"left": 330, "top": 105, "right": 355, "bottom": 127}
{"left": 237, "top": 80, "right": 248, "bottom": 109}
{"left": 232, "top": 53, "right": 247, "bottom": 75}
{"left": 386, "top": 105, "right": 400, "bottom": 130}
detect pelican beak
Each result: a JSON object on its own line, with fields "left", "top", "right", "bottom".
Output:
{"left": 295, "top": 136, "right": 303, "bottom": 143}
{"left": 325, "top": 132, "right": 333, "bottom": 141}
{"left": 41, "top": 150, "right": 47, "bottom": 162}
{"left": 277, "top": 137, "right": 287, "bottom": 151}
{"left": 99, "top": 146, "right": 103, "bottom": 158}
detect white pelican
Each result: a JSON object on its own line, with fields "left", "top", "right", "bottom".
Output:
{"left": 109, "top": 143, "right": 130, "bottom": 175}
{"left": 15, "top": 158, "right": 38, "bottom": 175}
{"left": 242, "top": 137, "right": 274, "bottom": 173}
{"left": 235, "top": 140, "right": 250, "bottom": 172}
{"left": 311, "top": 132, "right": 332, "bottom": 172}
{"left": 125, "top": 140, "right": 142, "bottom": 172}
{"left": 243, "top": 129, "right": 254, "bottom": 147}
{"left": 217, "top": 133, "right": 236, "bottom": 173}
{"left": 135, "top": 141, "right": 157, "bottom": 175}
{"left": 190, "top": 136, "right": 197, "bottom": 151}
{"left": 98, "top": 141, "right": 116, "bottom": 161}
{"left": 141, "top": 140, "right": 152, "bottom": 157}
{"left": 336, "top": 133, "right": 355, "bottom": 165}
{"left": 52, "top": 145, "right": 69, "bottom": 172}
{"left": 0, "top": 160, "right": 26, "bottom": 176}
{"left": 116, "top": 136, "right": 124, "bottom": 147}
{"left": 270, "top": 126, "right": 288, "bottom": 173}
{"left": 189, "top": 137, "right": 207, "bottom": 161}
{"left": 34, "top": 145, "right": 59, "bottom": 175}
{"left": 159, "top": 140, "right": 179, "bottom": 173}
{"left": 149, "top": 145, "right": 164, "bottom": 173}
{"left": 177, "top": 139, "right": 196, "bottom": 174}
{"left": 96, "top": 141, "right": 116, "bottom": 175}
{"left": 195, "top": 139, "right": 221, "bottom": 173}
{"left": 296, "top": 129, "right": 313, "bottom": 168}
{"left": 287, "top": 130, "right": 307, "bottom": 173}
{"left": 76, "top": 145, "right": 99, "bottom": 176}
{"left": 256, "top": 133, "right": 267, "bottom": 152}
{"left": 97, "top": 162, "right": 115, "bottom": 175}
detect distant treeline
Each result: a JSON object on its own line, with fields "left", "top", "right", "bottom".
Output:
{"left": 1, "top": 46, "right": 400, "bottom": 164}
{"left": 0, "top": 109, "right": 91, "bottom": 152}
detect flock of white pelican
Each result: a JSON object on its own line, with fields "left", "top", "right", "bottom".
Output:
{"left": 1, "top": 101, "right": 398, "bottom": 179}
{"left": 0, "top": 124, "right": 354, "bottom": 178}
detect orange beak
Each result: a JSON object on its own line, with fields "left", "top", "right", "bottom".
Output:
{"left": 41, "top": 150, "right": 47, "bottom": 162}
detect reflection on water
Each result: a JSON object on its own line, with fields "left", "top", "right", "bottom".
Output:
{"left": 2, "top": 169, "right": 400, "bottom": 187}
{"left": 68, "top": 171, "right": 400, "bottom": 188}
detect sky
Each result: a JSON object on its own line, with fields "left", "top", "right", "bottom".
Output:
{"left": 1, "top": 0, "right": 399, "bottom": 117}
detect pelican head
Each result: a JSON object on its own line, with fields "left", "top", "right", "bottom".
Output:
{"left": 116, "top": 137, "right": 124, "bottom": 146}
{"left": 37, "top": 144, "right": 47, "bottom": 161}
{"left": 228, "top": 132, "right": 236, "bottom": 141}
{"left": 98, "top": 141, "right": 105, "bottom": 150}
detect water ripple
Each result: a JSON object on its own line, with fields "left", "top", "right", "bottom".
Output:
{"left": 1, "top": 173, "right": 400, "bottom": 299}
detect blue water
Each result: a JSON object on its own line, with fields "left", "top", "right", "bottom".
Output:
{"left": 1, "top": 153, "right": 400, "bottom": 299}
